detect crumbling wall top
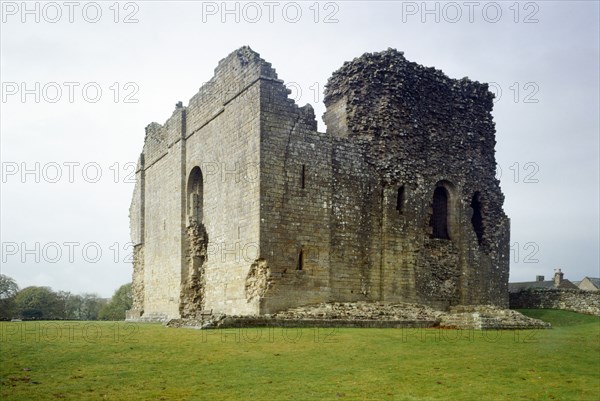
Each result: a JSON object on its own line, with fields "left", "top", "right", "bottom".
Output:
{"left": 215, "top": 46, "right": 278, "bottom": 80}
{"left": 324, "top": 48, "right": 493, "bottom": 107}
{"left": 184, "top": 46, "right": 281, "bottom": 136}
{"left": 323, "top": 48, "right": 495, "bottom": 142}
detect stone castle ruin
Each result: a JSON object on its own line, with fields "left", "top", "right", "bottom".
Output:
{"left": 127, "top": 47, "right": 512, "bottom": 324}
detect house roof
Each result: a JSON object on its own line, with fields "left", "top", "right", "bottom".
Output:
{"left": 508, "top": 279, "right": 579, "bottom": 293}
{"left": 582, "top": 277, "right": 600, "bottom": 288}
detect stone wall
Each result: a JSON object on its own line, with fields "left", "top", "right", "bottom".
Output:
{"left": 130, "top": 48, "right": 266, "bottom": 319}
{"left": 138, "top": 109, "right": 186, "bottom": 320}
{"left": 321, "top": 49, "right": 510, "bottom": 309}
{"left": 510, "top": 289, "right": 600, "bottom": 316}
{"left": 128, "top": 47, "right": 510, "bottom": 321}
{"left": 182, "top": 49, "right": 265, "bottom": 316}
{"left": 258, "top": 48, "right": 510, "bottom": 312}
{"left": 258, "top": 75, "right": 334, "bottom": 313}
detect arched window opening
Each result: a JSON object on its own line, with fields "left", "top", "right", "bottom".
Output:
{"left": 470, "top": 192, "right": 484, "bottom": 245}
{"left": 297, "top": 249, "right": 304, "bottom": 271}
{"left": 431, "top": 186, "right": 449, "bottom": 239}
{"left": 396, "top": 185, "right": 405, "bottom": 214}
{"left": 187, "top": 167, "right": 203, "bottom": 224}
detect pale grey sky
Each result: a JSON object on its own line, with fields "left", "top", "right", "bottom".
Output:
{"left": 1, "top": 1, "right": 599, "bottom": 297}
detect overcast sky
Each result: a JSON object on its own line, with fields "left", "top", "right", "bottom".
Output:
{"left": 1, "top": 1, "right": 598, "bottom": 297}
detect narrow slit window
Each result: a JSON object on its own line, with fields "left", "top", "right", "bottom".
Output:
{"left": 297, "top": 249, "right": 304, "bottom": 271}
{"left": 301, "top": 164, "right": 306, "bottom": 189}
{"left": 470, "top": 192, "right": 484, "bottom": 245}
{"left": 396, "top": 185, "right": 405, "bottom": 214}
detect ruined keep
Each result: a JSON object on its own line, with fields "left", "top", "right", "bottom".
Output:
{"left": 127, "top": 47, "right": 510, "bottom": 322}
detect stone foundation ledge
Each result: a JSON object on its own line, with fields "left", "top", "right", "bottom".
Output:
{"left": 126, "top": 310, "right": 170, "bottom": 323}
{"left": 441, "top": 305, "right": 551, "bottom": 330}
{"left": 165, "top": 302, "right": 551, "bottom": 330}
{"left": 167, "top": 317, "right": 439, "bottom": 329}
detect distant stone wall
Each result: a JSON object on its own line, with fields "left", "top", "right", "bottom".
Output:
{"left": 510, "top": 289, "right": 600, "bottom": 316}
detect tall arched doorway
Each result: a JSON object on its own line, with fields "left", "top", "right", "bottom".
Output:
{"left": 187, "top": 166, "right": 203, "bottom": 224}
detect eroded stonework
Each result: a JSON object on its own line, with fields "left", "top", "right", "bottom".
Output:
{"left": 165, "top": 302, "right": 549, "bottom": 330}
{"left": 180, "top": 222, "right": 208, "bottom": 318}
{"left": 127, "top": 47, "right": 510, "bottom": 321}
{"left": 245, "top": 259, "right": 272, "bottom": 303}
{"left": 131, "top": 245, "right": 144, "bottom": 311}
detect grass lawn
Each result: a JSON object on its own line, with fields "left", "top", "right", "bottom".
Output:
{"left": 1, "top": 310, "right": 598, "bottom": 401}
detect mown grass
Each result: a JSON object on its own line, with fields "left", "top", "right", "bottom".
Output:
{"left": 1, "top": 310, "right": 598, "bottom": 401}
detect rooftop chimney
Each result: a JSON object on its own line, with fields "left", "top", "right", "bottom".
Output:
{"left": 536, "top": 275, "right": 545, "bottom": 282}
{"left": 554, "top": 269, "right": 564, "bottom": 287}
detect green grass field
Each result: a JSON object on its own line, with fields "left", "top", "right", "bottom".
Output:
{"left": 1, "top": 309, "right": 598, "bottom": 401}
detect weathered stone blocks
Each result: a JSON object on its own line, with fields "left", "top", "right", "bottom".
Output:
{"left": 510, "top": 289, "right": 600, "bottom": 316}
{"left": 128, "top": 46, "right": 510, "bottom": 321}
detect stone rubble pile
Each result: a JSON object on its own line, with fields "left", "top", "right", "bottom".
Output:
{"left": 441, "top": 305, "right": 551, "bottom": 329}
{"left": 166, "top": 302, "right": 550, "bottom": 330}
{"left": 271, "top": 301, "right": 445, "bottom": 321}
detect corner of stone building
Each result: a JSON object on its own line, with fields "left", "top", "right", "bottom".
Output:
{"left": 129, "top": 244, "right": 145, "bottom": 316}
{"left": 144, "top": 122, "right": 164, "bottom": 144}
{"left": 127, "top": 148, "right": 146, "bottom": 321}
{"left": 322, "top": 95, "right": 349, "bottom": 138}
{"left": 298, "top": 103, "right": 318, "bottom": 131}
{"left": 214, "top": 45, "right": 279, "bottom": 83}
{"left": 321, "top": 48, "right": 510, "bottom": 310}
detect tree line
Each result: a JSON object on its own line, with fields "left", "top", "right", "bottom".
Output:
{"left": 0, "top": 274, "right": 132, "bottom": 321}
